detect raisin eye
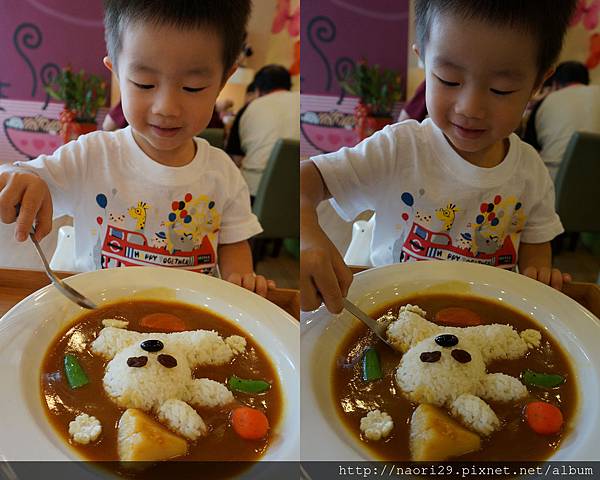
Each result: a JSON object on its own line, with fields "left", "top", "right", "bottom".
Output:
{"left": 420, "top": 351, "right": 442, "bottom": 363}
{"left": 127, "top": 356, "right": 148, "bottom": 367}
{"left": 158, "top": 354, "right": 177, "bottom": 368}
{"left": 451, "top": 349, "right": 472, "bottom": 363}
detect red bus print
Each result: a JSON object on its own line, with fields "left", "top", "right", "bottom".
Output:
{"left": 100, "top": 225, "right": 216, "bottom": 273}
{"left": 399, "top": 223, "right": 516, "bottom": 268}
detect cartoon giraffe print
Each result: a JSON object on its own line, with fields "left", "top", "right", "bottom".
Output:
{"left": 128, "top": 201, "right": 150, "bottom": 230}
{"left": 435, "top": 202, "right": 460, "bottom": 231}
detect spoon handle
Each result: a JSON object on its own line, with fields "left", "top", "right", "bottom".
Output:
{"left": 342, "top": 298, "right": 392, "bottom": 347}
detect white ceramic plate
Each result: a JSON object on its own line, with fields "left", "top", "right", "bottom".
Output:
{"left": 301, "top": 261, "right": 600, "bottom": 461}
{"left": 0, "top": 266, "right": 299, "bottom": 463}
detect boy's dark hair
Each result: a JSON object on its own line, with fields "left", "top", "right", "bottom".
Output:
{"left": 253, "top": 64, "right": 292, "bottom": 93}
{"left": 103, "top": 0, "right": 252, "bottom": 76}
{"left": 553, "top": 61, "right": 590, "bottom": 86}
{"left": 414, "top": 0, "right": 577, "bottom": 76}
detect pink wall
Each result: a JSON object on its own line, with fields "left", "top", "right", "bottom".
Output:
{"left": 301, "top": 0, "right": 409, "bottom": 98}
{"left": 300, "top": 0, "right": 409, "bottom": 156}
{"left": 0, "top": 0, "right": 108, "bottom": 103}
{"left": 0, "top": 0, "right": 108, "bottom": 163}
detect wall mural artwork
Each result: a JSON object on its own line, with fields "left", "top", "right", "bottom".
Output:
{"left": 0, "top": 2, "right": 108, "bottom": 164}
{"left": 300, "top": 0, "right": 409, "bottom": 157}
{"left": 267, "top": 0, "right": 301, "bottom": 80}
{"left": 562, "top": 0, "right": 600, "bottom": 84}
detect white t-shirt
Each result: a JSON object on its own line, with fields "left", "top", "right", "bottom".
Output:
{"left": 535, "top": 84, "right": 600, "bottom": 180}
{"left": 312, "top": 119, "right": 563, "bottom": 269}
{"left": 239, "top": 90, "right": 300, "bottom": 195}
{"left": 14, "top": 127, "right": 262, "bottom": 272}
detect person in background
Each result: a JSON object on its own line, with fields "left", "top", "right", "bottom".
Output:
{"left": 0, "top": 0, "right": 275, "bottom": 297}
{"left": 301, "top": 0, "right": 576, "bottom": 314}
{"left": 243, "top": 80, "right": 258, "bottom": 105}
{"left": 397, "top": 79, "right": 427, "bottom": 122}
{"left": 227, "top": 65, "right": 300, "bottom": 198}
{"left": 524, "top": 61, "right": 600, "bottom": 181}
{"left": 224, "top": 81, "right": 256, "bottom": 157}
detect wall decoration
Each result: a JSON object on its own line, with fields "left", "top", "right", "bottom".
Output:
{"left": 266, "top": 0, "right": 301, "bottom": 80}
{"left": 562, "top": 0, "right": 600, "bottom": 83}
{"left": 300, "top": 0, "right": 409, "bottom": 156}
{"left": 0, "top": 1, "right": 109, "bottom": 164}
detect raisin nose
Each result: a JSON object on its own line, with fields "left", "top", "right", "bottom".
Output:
{"left": 435, "top": 334, "right": 458, "bottom": 347}
{"left": 140, "top": 339, "right": 164, "bottom": 352}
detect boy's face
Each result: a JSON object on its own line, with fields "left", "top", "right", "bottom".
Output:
{"left": 107, "top": 22, "right": 231, "bottom": 165}
{"left": 420, "top": 14, "right": 544, "bottom": 165}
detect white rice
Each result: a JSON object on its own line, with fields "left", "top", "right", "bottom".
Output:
{"left": 157, "top": 399, "right": 207, "bottom": 440}
{"left": 360, "top": 410, "right": 394, "bottom": 441}
{"left": 185, "top": 378, "right": 234, "bottom": 408}
{"left": 69, "top": 413, "right": 102, "bottom": 445}
{"left": 450, "top": 394, "right": 500, "bottom": 436}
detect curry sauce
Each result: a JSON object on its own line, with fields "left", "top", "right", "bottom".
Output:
{"left": 41, "top": 299, "right": 282, "bottom": 477}
{"left": 333, "top": 294, "right": 577, "bottom": 461}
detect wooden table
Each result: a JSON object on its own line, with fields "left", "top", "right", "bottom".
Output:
{"left": 0, "top": 268, "right": 300, "bottom": 320}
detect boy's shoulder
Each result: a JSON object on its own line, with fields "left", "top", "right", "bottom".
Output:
{"left": 71, "top": 126, "right": 131, "bottom": 151}
{"left": 513, "top": 135, "right": 546, "bottom": 167}
{"left": 194, "top": 137, "right": 244, "bottom": 176}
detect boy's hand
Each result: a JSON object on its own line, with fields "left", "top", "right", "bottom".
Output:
{"left": 521, "top": 266, "right": 572, "bottom": 291}
{"left": 225, "top": 272, "right": 276, "bottom": 297}
{"left": 0, "top": 169, "right": 53, "bottom": 242}
{"left": 301, "top": 222, "right": 353, "bottom": 314}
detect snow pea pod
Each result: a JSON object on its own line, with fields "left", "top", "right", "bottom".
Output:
{"left": 228, "top": 375, "right": 271, "bottom": 393}
{"left": 362, "top": 347, "right": 382, "bottom": 382}
{"left": 64, "top": 353, "right": 89, "bottom": 389}
{"left": 522, "top": 369, "right": 565, "bottom": 388}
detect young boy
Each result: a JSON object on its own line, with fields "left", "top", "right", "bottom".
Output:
{"left": 0, "top": 0, "right": 274, "bottom": 296}
{"left": 301, "top": 0, "right": 576, "bottom": 313}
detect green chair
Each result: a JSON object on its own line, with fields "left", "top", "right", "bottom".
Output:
{"left": 197, "top": 128, "right": 225, "bottom": 149}
{"left": 251, "top": 138, "right": 300, "bottom": 262}
{"left": 553, "top": 131, "right": 600, "bottom": 252}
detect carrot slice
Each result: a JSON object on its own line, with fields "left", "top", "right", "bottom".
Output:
{"left": 434, "top": 307, "right": 483, "bottom": 326}
{"left": 231, "top": 406, "right": 270, "bottom": 440}
{"left": 139, "top": 313, "right": 187, "bottom": 332}
{"left": 525, "top": 401, "right": 563, "bottom": 435}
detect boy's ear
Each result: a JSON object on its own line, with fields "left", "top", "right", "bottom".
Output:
{"left": 103, "top": 56, "right": 114, "bottom": 74}
{"left": 412, "top": 43, "right": 421, "bottom": 58}
{"left": 412, "top": 44, "right": 425, "bottom": 69}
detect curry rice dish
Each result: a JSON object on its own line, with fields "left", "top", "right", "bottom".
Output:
{"left": 333, "top": 293, "right": 576, "bottom": 461}
{"left": 41, "top": 299, "right": 282, "bottom": 477}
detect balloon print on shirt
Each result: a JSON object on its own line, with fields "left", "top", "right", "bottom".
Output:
{"left": 469, "top": 195, "right": 525, "bottom": 257}
{"left": 392, "top": 191, "right": 521, "bottom": 269}
{"left": 159, "top": 193, "right": 221, "bottom": 256}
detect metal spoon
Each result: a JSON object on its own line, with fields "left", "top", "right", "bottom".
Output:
{"left": 29, "top": 230, "right": 97, "bottom": 310}
{"left": 342, "top": 297, "right": 395, "bottom": 349}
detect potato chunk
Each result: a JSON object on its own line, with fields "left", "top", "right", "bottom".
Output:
{"left": 409, "top": 404, "right": 481, "bottom": 461}
{"left": 117, "top": 408, "right": 188, "bottom": 462}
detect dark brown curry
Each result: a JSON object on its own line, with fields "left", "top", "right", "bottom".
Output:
{"left": 41, "top": 299, "right": 282, "bottom": 477}
{"left": 333, "top": 294, "right": 577, "bottom": 461}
